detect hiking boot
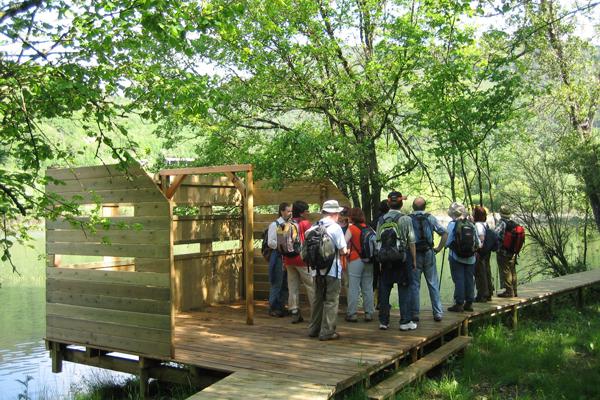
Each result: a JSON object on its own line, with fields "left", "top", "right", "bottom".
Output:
{"left": 319, "top": 332, "right": 340, "bottom": 341}
{"left": 345, "top": 314, "right": 358, "bottom": 322}
{"left": 291, "top": 310, "right": 303, "bottom": 324}
{"left": 364, "top": 313, "right": 373, "bottom": 322}
{"left": 474, "top": 296, "right": 488, "bottom": 303}
{"left": 447, "top": 304, "right": 464, "bottom": 312}
{"left": 411, "top": 315, "right": 420, "bottom": 322}
{"left": 379, "top": 323, "right": 389, "bottom": 330}
{"left": 497, "top": 291, "right": 514, "bottom": 298}
{"left": 434, "top": 314, "right": 443, "bottom": 322}
{"left": 399, "top": 321, "right": 418, "bottom": 331}
{"left": 464, "top": 302, "right": 474, "bottom": 312}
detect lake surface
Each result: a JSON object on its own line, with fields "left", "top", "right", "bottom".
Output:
{"left": 1, "top": 232, "right": 598, "bottom": 399}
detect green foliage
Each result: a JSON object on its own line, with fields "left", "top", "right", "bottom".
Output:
{"left": 397, "top": 295, "right": 600, "bottom": 400}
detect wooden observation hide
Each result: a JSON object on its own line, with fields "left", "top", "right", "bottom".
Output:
{"left": 45, "top": 161, "right": 349, "bottom": 362}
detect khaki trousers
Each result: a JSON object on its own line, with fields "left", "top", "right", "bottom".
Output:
{"left": 497, "top": 252, "right": 518, "bottom": 295}
{"left": 287, "top": 265, "right": 315, "bottom": 311}
{"left": 308, "top": 276, "right": 341, "bottom": 338}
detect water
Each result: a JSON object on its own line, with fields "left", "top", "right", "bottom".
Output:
{"left": 1, "top": 232, "right": 599, "bottom": 399}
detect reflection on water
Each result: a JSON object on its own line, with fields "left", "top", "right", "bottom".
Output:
{"left": 0, "top": 287, "right": 129, "bottom": 400}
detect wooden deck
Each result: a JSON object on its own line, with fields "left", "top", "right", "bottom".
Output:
{"left": 178, "top": 268, "right": 600, "bottom": 399}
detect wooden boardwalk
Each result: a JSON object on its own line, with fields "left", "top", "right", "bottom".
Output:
{"left": 180, "top": 268, "right": 600, "bottom": 399}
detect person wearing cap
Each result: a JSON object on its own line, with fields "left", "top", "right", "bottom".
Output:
{"left": 409, "top": 197, "right": 448, "bottom": 322}
{"left": 308, "top": 200, "right": 349, "bottom": 341}
{"left": 445, "top": 202, "right": 480, "bottom": 312}
{"left": 494, "top": 205, "right": 518, "bottom": 297}
{"left": 371, "top": 200, "right": 390, "bottom": 309}
{"left": 267, "top": 202, "right": 292, "bottom": 317}
{"left": 376, "top": 191, "right": 418, "bottom": 331}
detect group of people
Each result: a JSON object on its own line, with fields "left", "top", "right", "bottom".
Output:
{"left": 265, "top": 192, "right": 523, "bottom": 341}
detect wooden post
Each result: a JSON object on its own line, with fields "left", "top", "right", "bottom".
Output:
{"left": 244, "top": 168, "right": 255, "bottom": 325}
{"left": 461, "top": 319, "right": 469, "bottom": 336}
{"left": 577, "top": 288, "right": 584, "bottom": 309}
{"left": 510, "top": 305, "right": 518, "bottom": 329}
{"left": 410, "top": 347, "right": 418, "bottom": 363}
{"left": 50, "top": 342, "right": 63, "bottom": 373}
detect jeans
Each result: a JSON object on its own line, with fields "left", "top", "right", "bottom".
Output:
{"left": 347, "top": 259, "right": 375, "bottom": 316}
{"left": 308, "top": 276, "right": 341, "bottom": 337}
{"left": 410, "top": 250, "right": 443, "bottom": 318}
{"left": 378, "top": 269, "right": 413, "bottom": 325}
{"left": 287, "top": 265, "right": 315, "bottom": 311}
{"left": 475, "top": 253, "right": 494, "bottom": 299}
{"left": 449, "top": 257, "right": 475, "bottom": 305}
{"left": 268, "top": 251, "right": 288, "bottom": 311}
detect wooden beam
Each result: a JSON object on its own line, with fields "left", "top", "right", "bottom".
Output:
{"left": 244, "top": 168, "right": 255, "bottom": 325}
{"left": 165, "top": 174, "right": 187, "bottom": 199}
{"left": 225, "top": 172, "right": 246, "bottom": 195}
{"left": 158, "top": 164, "right": 252, "bottom": 176}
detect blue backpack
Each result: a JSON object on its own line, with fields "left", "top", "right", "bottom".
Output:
{"left": 410, "top": 213, "right": 434, "bottom": 253}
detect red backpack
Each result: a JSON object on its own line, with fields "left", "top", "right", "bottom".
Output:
{"left": 501, "top": 220, "right": 525, "bottom": 255}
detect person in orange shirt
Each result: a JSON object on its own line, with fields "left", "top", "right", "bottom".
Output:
{"left": 344, "top": 208, "right": 375, "bottom": 322}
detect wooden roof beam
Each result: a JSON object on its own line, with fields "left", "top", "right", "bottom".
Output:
{"left": 165, "top": 174, "right": 187, "bottom": 199}
{"left": 225, "top": 172, "right": 246, "bottom": 196}
{"left": 158, "top": 164, "right": 253, "bottom": 176}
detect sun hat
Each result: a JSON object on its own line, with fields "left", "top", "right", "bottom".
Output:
{"left": 321, "top": 199, "right": 344, "bottom": 213}
{"left": 499, "top": 205, "right": 511, "bottom": 219}
{"left": 448, "top": 202, "right": 467, "bottom": 219}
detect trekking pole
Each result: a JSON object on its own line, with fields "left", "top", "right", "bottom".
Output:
{"left": 438, "top": 247, "right": 446, "bottom": 291}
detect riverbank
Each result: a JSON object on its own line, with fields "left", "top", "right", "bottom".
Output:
{"left": 396, "top": 289, "right": 600, "bottom": 400}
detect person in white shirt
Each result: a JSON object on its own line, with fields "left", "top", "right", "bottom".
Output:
{"left": 307, "top": 200, "right": 348, "bottom": 341}
{"left": 267, "top": 202, "right": 292, "bottom": 317}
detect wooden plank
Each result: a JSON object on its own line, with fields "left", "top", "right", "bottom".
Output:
{"left": 46, "top": 163, "right": 146, "bottom": 181}
{"left": 174, "top": 249, "right": 244, "bottom": 261}
{"left": 47, "top": 303, "right": 171, "bottom": 330}
{"left": 173, "top": 217, "right": 242, "bottom": 244}
{"left": 46, "top": 326, "right": 171, "bottom": 357}
{"left": 46, "top": 267, "right": 170, "bottom": 288}
{"left": 133, "top": 202, "right": 170, "bottom": 217}
{"left": 48, "top": 188, "right": 166, "bottom": 205}
{"left": 367, "top": 337, "right": 472, "bottom": 400}
{"left": 47, "top": 228, "right": 170, "bottom": 246}
{"left": 46, "top": 174, "right": 156, "bottom": 193}
{"left": 172, "top": 186, "right": 242, "bottom": 206}
{"left": 181, "top": 175, "right": 237, "bottom": 188}
{"left": 47, "top": 278, "right": 170, "bottom": 301}
{"left": 253, "top": 180, "right": 350, "bottom": 207}
{"left": 46, "top": 290, "right": 171, "bottom": 314}
{"left": 159, "top": 164, "right": 253, "bottom": 176}
{"left": 47, "top": 315, "right": 170, "bottom": 343}
{"left": 47, "top": 242, "right": 170, "bottom": 258}
{"left": 47, "top": 216, "right": 171, "bottom": 231}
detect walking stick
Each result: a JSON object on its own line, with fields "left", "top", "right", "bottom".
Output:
{"left": 439, "top": 247, "right": 447, "bottom": 291}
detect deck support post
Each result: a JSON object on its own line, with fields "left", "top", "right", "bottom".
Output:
{"left": 50, "top": 341, "right": 64, "bottom": 373}
{"left": 461, "top": 319, "right": 469, "bottom": 336}
{"left": 139, "top": 357, "right": 158, "bottom": 399}
{"left": 410, "top": 347, "right": 418, "bottom": 363}
{"left": 510, "top": 305, "right": 518, "bottom": 329}
{"left": 577, "top": 288, "right": 584, "bottom": 309}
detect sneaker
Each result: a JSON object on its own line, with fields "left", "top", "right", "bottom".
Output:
{"left": 319, "top": 332, "right": 340, "bottom": 341}
{"left": 434, "top": 314, "right": 443, "bottom": 322}
{"left": 291, "top": 310, "right": 303, "bottom": 324}
{"left": 379, "top": 323, "right": 389, "bottom": 330}
{"left": 364, "top": 313, "right": 373, "bottom": 322}
{"left": 345, "top": 314, "right": 358, "bottom": 322}
{"left": 269, "top": 309, "right": 283, "bottom": 317}
{"left": 447, "top": 304, "right": 464, "bottom": 312}
{"left": 464, "top": 302, "right": 474, "bottom": 312}
{"left": 399, "top": 321, "right": 418, "bottom": 331}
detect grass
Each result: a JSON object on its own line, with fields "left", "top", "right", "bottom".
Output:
{"left": 71, "top": 375, "right": 199, "bottom": 400}
{"left": 396, "top": 290, "right": 600, "bottom": 400}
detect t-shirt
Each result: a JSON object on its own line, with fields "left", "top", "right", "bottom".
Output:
{"left": 346, "top": 223, "right": 364, "bottom": 262}
{"left": 267, "top": 216, "right": 286, "bottom": 250}
{"left": 309, "top": 216, "right": 347, "bottom": 279}
{"left": 378, "top": 209, "right": 416, "bottom": 248}
{"left": 475, "top": 222, "right": 486, "bottom": 249}
{"left": 283, "top": 218, "right": 312, "bottom": 267}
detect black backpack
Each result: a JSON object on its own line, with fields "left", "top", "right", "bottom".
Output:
{"left": 357, "top": 224, "right": 377, "bottom": 262}
{"left": 260, "top": 227, "right": 272, "bottom": 261}
{"left": 449, "top": 219, "right": 478, "bottom": 258}
{"left": 301, "top": 223, "right": 337, "bottom": 274}
{"left": 410, "top": 213, "right": 434, "bottom": 253}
